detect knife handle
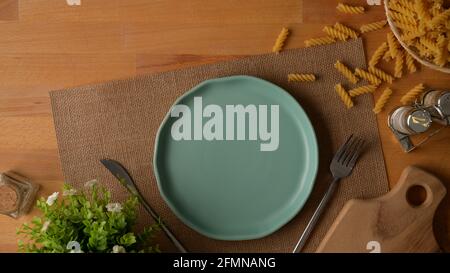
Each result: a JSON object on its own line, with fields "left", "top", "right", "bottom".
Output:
{"left": 139, "top": 196, "right": 188, "bottom": 253}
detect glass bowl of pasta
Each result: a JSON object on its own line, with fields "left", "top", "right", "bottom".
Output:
{"left": 384, "top": 0, "right": 450, "bottom": 73}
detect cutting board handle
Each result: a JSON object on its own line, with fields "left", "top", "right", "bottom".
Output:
{"left": 317, "top": 166, "right": 446, "bottom": 252}
{"left": 378, "top": 166, "right": 446, "bottom": 215}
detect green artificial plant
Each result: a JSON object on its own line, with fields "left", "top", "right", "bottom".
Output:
{"left": 17, "top": 181, "right": 160, "bottom": 253}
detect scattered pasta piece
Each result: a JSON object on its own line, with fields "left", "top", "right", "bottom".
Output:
{"left": 373, "top": 87, "right": 393, "bottom": 114}
{"left": 272, "top": 27, "right": 290, "bottom": 54}
{"left": 369, "top": 42, "right": 389, "bottom": 68}
{"left": 394, "top": 50, "right": 404, "bottom": 78}
{"left": 405, "top": 52, "right": 418, "bottom": 73}
{"left": 387, "top": 32, "right": 400, "bottom": 59}
{"left": 288, "top": 73, "right": 316, "bottom": 82}
{"left": 355, "top": 68, "right": 382, "bottom": 86}
{"left": 368, "top": 67, "right": 394, "bottom": 84}
{"left": 323, "top": 26, "right": 348, "bottom": 41}
{"left": 335, "top": 83, "right": 354, "bottom": 109}
{"left": 336, "top": 3, "right": 365, "bottom": 14}
{"left": 304, "top": 36, "right": 336, "bottom": 47}
{"left": 400, "top": 83, "right": 425, "bottom": 105}
{"left": 349, "top": 85, "right": 377, "bottom": 97}
{"left": 334, "top": 23, "right": 359, "bottom": 39}
{"left": 360, "top": 20, "right": 387, "bottom": 33}
{"left": 334, "top": 61, "right": 359, "bottom": 84}
{"left": 383, "top": 50, "right": 393, "bottom": 62}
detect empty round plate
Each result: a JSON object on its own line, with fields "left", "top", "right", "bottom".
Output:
{"left": 153, "top": 75, "right": 318, "bottom": 240}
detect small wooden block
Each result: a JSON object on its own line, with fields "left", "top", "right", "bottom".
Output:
{"left": 316, "top": 166, "right": 446, "bottom": 253}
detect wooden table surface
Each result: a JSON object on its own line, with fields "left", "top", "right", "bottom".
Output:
{"left": 0, "top": 0, "right": 449, "bottom": 252}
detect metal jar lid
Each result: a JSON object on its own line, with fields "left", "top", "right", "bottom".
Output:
{"left": 437, "top": 92, "right": 450, "bottom": 116}
{"left": 406, "top": 109, "right": 432, "bottom": 134}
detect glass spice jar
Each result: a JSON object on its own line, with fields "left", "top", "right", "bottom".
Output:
{"left": 0, "top": 172, "right": 39, "bottom": 218}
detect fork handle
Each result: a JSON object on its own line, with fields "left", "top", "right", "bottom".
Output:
{"left": 292, "top": 178, "right": 339, "bottom": 253}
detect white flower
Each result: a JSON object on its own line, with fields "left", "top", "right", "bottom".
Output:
{"left": 41, "top": 220, "right": 51, "bottom": 232}
{"left": 112, "top": 245, "right": 126, "bottom": 253}
{"left": 63, "top": 188, "right": 77, "bottom": 196}
{"left": 46, "top": 192, "right": 59, "bottom": 206}
{"left": 84, "top": 179, "right": 98, "bottom": 189}
{"left": 67, "top": 241, "right": 83, "bottom": 253}
{"left": 106, "top": 203, "right": 123, "bottom": 213}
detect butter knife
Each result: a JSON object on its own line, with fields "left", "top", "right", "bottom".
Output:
{"left": 100, "top": 159, "right": 187, "bottom": 253}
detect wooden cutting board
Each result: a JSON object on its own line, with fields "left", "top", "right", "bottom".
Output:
{"left": 316, "top": 166, "right": 446, "bottom": 253}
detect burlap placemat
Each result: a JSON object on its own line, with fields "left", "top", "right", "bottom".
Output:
{"left": 50, "top": 38, "right": 389, "bottom": 253}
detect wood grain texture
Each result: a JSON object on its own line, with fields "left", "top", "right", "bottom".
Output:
{"left": 0, "top": 0, "right": 18, "bottom": 21}
{"left": 0, "top": 0, "right": 449, "bottom": 252}
{"left": 317, "top": 166, "right": 446, "bottom": 253}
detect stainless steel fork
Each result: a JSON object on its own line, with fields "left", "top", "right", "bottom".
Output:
{"left": 292, "top": 134, "right": 365, "bottom": 253}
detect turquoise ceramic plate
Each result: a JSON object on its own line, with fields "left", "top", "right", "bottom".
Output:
{"left": 153, "top": 75, "right": 318, "bottom": 240}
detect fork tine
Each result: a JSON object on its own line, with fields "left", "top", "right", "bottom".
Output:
{"left": 346, "top": 139, "right": 365, "bottom": 167}
{"left": 339, "top": 137, "right": 359, "bottom": 165}
{"left": 333, "top": 134, "right": 353, "bottom": 162}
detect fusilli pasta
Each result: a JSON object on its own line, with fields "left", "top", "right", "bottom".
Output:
{"left": 394, "top": 21, "right": 421, "bottom": 33}
{"left": 395, "top": 50, "right": 404, "bottom": 78}
{"left": 429, "top": 8, "right": 450, "bottom": 28}
{"left": 360, "top": 20, "right": 387, "bottom": 33}
{"left": 396, "top": 0, "right": 415, "bottom": 12}
{"left": 405, "top": 52, "right": 418, "bottom": 73}
{"left": 368, "top": 67, "right": 395, "bottom": 84}
{"left": 335, "top": 83, "right": 354, "bottom": 109}
{"left": 369, "top": 42, "right": 388, "bottom": 68}
{"left": 413, "top": 41, "right": 433, "bottom": 57}
{"left": 415, "top": 0, "right": 431, "bottom": 22}
{"left": 419, "top": 36, "right": 440, "bottom": 55}
{"left": 400, "top": 83, "right": 425, "bottom": 105}
{"left": 272, "top": 27, "right": 290, "bottom": 54}
{"left": 336, "top": 3, "right": 365, "bottom": 14}
{"left": 304, "top": 36, "right": 336, "bottom": 47}
{"left": 288, "top": 73, "right": 316, "bottom": 82}
{"left": 400, "top": 29, "right": 425, "bottom": 41}
{"left": 334, "top": 61, "right": 359, "bottom": 84}
{"left": 390, "top": 10, "right": 417, "bottom": 25}
{"left": 334, "top": 23, "right": 359, "bottom": 39}
{"left": 430, "top": 0, "right": 444, "bottom": 17}
{"left": 383, "top": 49, "right": 393, "bottom": 62}
{"left": 373, "top": 87, "right": 393, "bottom": 114}
{"left": 387, "top": 32, "right": 400, "bottom": 59}
{"left": 389, "top": 1, "right": 415, "bottom": 16}
{"left": 323, "top": 26, "right": 348, "bottom": 41}
{"left": 348, "top": 85, "right": 377, "bottom": 97}
{"left": 435, "top": 35, "right": 448, "bottom": 67}
{"left": 388, "top": 0, "right": 450, "bottom": 68}
{"left": 355, "top": 68, "right": 382, "bottom": 86}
